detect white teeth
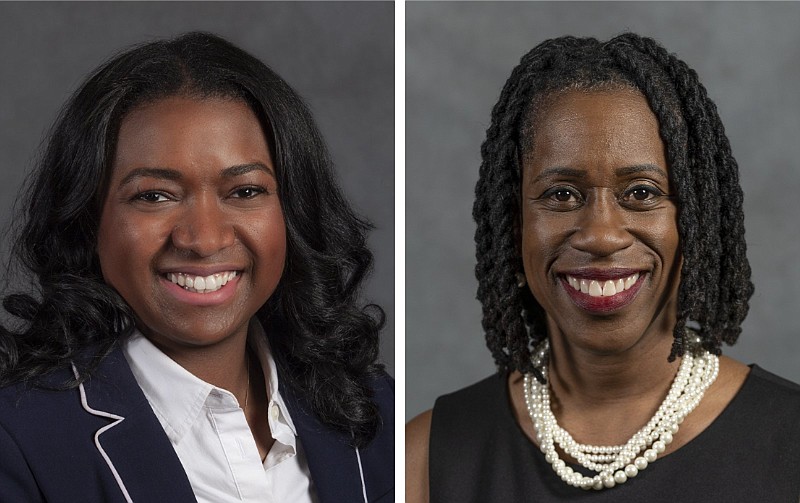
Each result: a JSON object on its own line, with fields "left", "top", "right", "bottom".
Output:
{"left": 566, "top": 273, "right": 641, "bottom": 297}
{"left": 568, "top": 276, "right": 579, "bottom": 290}
{"left": 165, "top": 271, "right": 238, "bottom": 294}
{"left": 206, "top": 275, "right": 217, "bottom": 290}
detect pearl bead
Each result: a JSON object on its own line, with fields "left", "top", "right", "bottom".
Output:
{"left": 523, "top": 338, "right": 717, "bottom": 492}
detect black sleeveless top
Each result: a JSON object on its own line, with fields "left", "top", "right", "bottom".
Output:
{"left": 430, "top": 366, "right": 800, "bottom": 502}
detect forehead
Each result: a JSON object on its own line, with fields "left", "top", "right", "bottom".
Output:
{"left": 111, "top": 96, "right": 271, "bottom": 178}
{"left": 524, "top": 89, "right": 666, "bottom": 179}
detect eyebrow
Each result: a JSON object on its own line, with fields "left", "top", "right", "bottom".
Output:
{"left": 531, "top": 164, "right": 668, "bottom": 184}
{"left": 117, "top": 162, "right": 275, "bottom": 188}
{"left": 531, "top": 167, "right": 585, "bottom": 184}
{"left": 614, "top": 164, "right": 668, "bottom": 179}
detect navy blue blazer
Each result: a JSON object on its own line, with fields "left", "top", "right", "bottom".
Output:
{"left": 0, "top": 348, "right": 394, "bottom": 502}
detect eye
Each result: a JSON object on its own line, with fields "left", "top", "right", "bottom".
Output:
{"left": 230, "top": 186, "right": 267, "bottom": 199}
{"left": 620, "top": 184, "right": 667, "bottom": 208}
{"left": 133, "top": 191, "right": 171, "bottom": 203}
{"left": 552, "top": 189, "right": 578, "bottom": 202}
{"left": 536, "top": 186, "right": 584, "bottom": 210}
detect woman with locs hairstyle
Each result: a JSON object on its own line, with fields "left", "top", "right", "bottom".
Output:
{"left": 0, "top": 32, "right": 393, "bottom": 502}
{"left": 407, "top": 33, "right": 800, "bottom": 502}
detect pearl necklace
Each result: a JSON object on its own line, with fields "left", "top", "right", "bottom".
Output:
{"left": 524, "top": 336, "right": 719, "bottom": 490}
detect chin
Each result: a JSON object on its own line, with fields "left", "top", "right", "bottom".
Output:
{"left": 138, "top": 317, "right": 247, "bottom": 349}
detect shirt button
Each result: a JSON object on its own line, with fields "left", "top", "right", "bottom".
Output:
{"left": 270, "top": 403, "right": 280, "bottom": 421}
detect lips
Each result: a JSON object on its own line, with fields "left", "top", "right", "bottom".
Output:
{"left": 165, "top": 271, "right": 238, "bottom": 294}
{"left": 565, "top": 272, "right": 639, "bottom": 297}
{"left": 560, "top": 270, "right": 646, "bottom": 314}
{"left": 157, "top": 267, "right": 243, "bottom": 307}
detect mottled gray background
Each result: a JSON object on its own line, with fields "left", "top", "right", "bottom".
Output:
{"left": 0, "top": 2, "right": 394, "bottom": 375}
{"left": 407, "top": 1, "right": 800, "bottom": 419}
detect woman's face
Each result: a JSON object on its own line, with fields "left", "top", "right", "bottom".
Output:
{"left": 520, "top": 88, "right": 680, "bottom": 355}
{"left": 97, "top": 96, "right": 286, "bottom": 351}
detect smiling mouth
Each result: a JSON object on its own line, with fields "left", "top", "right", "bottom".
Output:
{"left": 565, "top": 272, "right": 640, "bottom": 297}
{"left": 165, "top": 271, "right": 239, "bottom": 294}
{"left": 560, "top": 271, "right": 645, "bottom": 313}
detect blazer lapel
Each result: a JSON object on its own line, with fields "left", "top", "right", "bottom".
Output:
{"left": 280, "top": 382, "right": 366, "bottom": 503}
{"left": 77, "top": 348, "right": 196, "bottom": 502}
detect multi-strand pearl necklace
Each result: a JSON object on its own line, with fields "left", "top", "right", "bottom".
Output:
{"left": 524, "top": 335, "right": 719, "bottom": 490}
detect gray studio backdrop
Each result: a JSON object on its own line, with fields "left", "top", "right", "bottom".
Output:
{"left": 0, "top": 2, "right": 394, "bottom": 375}
{"left": 407, "top": 1, "right": 800, "bottom": 419}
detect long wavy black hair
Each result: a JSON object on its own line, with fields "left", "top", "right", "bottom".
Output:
{"left": 474, "top": 33, "right": 753, "bottom": 382}
{"left": 0, "top": 32, "right": 385, "bottom": 447}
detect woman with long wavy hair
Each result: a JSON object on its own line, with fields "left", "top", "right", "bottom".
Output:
{"left": 0, "top": 32, "right": 392, "bottom": 502}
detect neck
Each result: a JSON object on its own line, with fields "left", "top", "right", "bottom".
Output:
{"left": 548, "top": 334, "right": 679, "bottom": 404}
{"left": 141, "top": 324, "right": 251, "bottom": 399}
{"left": 544, "top": 325, "right": 681, "bottom": 444}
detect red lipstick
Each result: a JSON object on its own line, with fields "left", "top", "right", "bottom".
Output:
{"left": 560, "top": 272, "right": 645, "bottom": 314}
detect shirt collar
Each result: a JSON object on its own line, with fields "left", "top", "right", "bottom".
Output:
{"left": 122, "top": 319, "right": 297, "bottom": 445}
{"left": 249, "top": 319, "right": 298, "bottom": 438}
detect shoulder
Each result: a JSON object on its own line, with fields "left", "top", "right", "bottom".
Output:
{"left": 742, "top": 365, "right": 800, "bottom": 415}
{"left": 369, "top": 370, "right": 395, "bottom": 408}
{"left": 0, "top": 355, "right": 131, "bottom": 500}
{"left": 428, "top": 373, "right": 509, "bottom": 446}
{"left": 0, "top": 345, "right": 150, "bottom": 453}
{"left": 363, "top": 370, "right": 395, "bottom": 450}
{"left": 432, "top": 373, "right": 506, "bottom": 418}
{"left": 0, "top": 367, "right": 78, "bottom": 423}
{"left": 748, "top": 365, "right": 800, "bottom": 393}
{"left": 406, "top": 374, "right": 507, "bottom": 503}
{"left": 406, "top": 410, "right": 432, "bottom": 503}
{"left": 715, "top": 364, "right": 800, "bottom": 458}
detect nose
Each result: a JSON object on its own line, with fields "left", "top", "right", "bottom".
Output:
{"left": 569, "top": 188, "right": 634, "bottom": 257}
{"left": 170, "top": 195, "right": 235, "bottom": 257}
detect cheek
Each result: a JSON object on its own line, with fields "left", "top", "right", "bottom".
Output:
{"left": 247, "top": 209, "right": 287, "bottom": 286}
{"left": 656, "top": 221, "right": 681, "bottom": 283}
{"left": 634, "top": 211, "right": 680, "bottom": 265}
{"left": 96, "top": 207, "right": 169, "bottom": 290}
{"left": 521, "top": 212, "right": 566, "bottom": 272}
{"left": 520, "top": 213, "right": 563, "bottom": 306}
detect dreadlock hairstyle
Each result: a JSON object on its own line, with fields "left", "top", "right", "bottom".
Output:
{"left": 0, "top": 32, "right": 385, "bottom": 447}
{"left": 474, "top": 33, "right": 753, "bottom": 382}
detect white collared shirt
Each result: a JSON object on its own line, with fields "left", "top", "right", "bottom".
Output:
{"left": 123, "top": 325, "right": 317, "bottom": 503}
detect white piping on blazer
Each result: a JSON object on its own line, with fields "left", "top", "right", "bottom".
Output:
{"left": 73, "top": 365, "right": 133, "bottom": 503}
